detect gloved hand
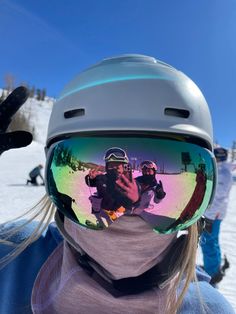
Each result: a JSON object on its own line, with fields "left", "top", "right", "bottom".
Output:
{"left": 0, "top": 86, "right": 32, "bottom": 155}
{"left": 155, "top": 180, "right": 166, "bottom": 199}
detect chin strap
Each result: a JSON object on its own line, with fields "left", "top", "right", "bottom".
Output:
{"left": 55, "top": 211, "right": 187, "bottom": 297}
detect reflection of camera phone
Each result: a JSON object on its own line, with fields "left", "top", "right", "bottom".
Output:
{"left": 124, "top": 163, "right": 132, "bottom": 182}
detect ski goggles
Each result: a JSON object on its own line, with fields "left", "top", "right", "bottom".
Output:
{"left": 45, "top": 135, "right": 216, "bottom": 234}
{"left": 104, "top": 147, "right": 129, "bottom": 163}
{"left": 140, "top": 160, "right": 158, "bottom": 171}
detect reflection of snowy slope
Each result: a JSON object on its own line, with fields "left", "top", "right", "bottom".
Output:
{"left": 53, "top": 168, "right": 206, "bottom": 221}
{"left": 51, "top": 165, "right": 92, "bottom": 224}
{"left": 146, "top": 173, "right": 197, "bottom": 217}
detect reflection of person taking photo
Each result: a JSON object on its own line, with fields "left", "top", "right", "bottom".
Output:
{"left": 85, "top": 147, "right": 140, "bottom": 220}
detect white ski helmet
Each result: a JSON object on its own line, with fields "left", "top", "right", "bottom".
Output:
{"left": 140, "top": 160, "right": 158, "bottom": 172}
{"left": 46, "top": 54, "right": 213, "bottom": 150}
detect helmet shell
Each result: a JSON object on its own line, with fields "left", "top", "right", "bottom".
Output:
{"left": 140, "top": 160, "right": 158, "bottom": 172}
{"left": 47, "top": 54, "right": 213, "bottom": 150}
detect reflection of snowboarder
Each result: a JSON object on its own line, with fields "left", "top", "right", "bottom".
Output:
{"left": 133, "top": 160, "right": 166, "bottom": 214}
{"left": 47, "top": 168, "right": 78, "bottom": 221}
{"left": 26, "top": 164, "right": 44, "bottom": 186}
{"left": 85, "top": 147, "right": 140, "bottom": 223}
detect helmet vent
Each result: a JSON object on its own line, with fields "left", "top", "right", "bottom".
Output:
{"left": 164, "top": 108, "right": 190, "bottom": 118}
{"left": 64, "top": 108, "right": 85, "bottom": 119}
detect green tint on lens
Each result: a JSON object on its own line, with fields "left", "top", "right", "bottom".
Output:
{"left": 46, "top": 136, "right": 216, "bottom": 234}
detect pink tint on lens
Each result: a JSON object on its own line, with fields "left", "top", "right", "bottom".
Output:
{"left": 140, "top": 172, "right": 196, "bottom": 218}
{"left": 54, "top": 167, "right": 198, "bottom": 223}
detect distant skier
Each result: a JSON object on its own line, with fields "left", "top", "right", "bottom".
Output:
{"left": 26, "top": 164, "right": 45, "bottom": 186}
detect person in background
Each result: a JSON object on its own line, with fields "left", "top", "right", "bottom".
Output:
{"left": 26, "top": 164, "right": 45, "bottom": 186}
{"left": 200, "top": 147, "right": 233, "bottom": 286}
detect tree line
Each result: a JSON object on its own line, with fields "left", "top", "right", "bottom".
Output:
{"left": 0, "top": 73, "right": 47, "bottom": 102}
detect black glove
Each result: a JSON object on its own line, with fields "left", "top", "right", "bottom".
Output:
{"left": 155, "top": 180, "right": 166, "bottom": 199}
{"left": 0, "top": 86, "right": 32, "bottom": 155}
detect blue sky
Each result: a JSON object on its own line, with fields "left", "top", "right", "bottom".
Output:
{"left": 0, "top": 0, "right": 235, "bottom": 148}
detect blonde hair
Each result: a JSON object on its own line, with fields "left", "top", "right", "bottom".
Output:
{"left": 0, "top": 194, "right": 56, "bottom": 269}
{"left": 167, "top": 223, "right": 208, "bottom": 314}
{"left": 0, "top": 198, "right": 207, "bottom": 313}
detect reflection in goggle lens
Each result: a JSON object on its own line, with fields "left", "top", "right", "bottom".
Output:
{"left": 46, "top": 137, "right": 216, "bottom": 234}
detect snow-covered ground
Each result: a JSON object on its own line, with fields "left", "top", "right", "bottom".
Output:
{"left": 0, "top": 96, "right": 235, "bottom": 310}
{"left": 217, "top": 186, "right": 236, "bottom": 308}
{"left": 0, "top": 141, "right": 46, "bottom": 221}
{"left": 197, "top": 182, "right": 236, "bottom": 309}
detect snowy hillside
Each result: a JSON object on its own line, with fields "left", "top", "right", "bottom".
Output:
{"left": 0, "top": 88, "right": 54, "bottom": 144}
{"left": 26, "top": 96, "right": 54, "bottom": 144}
{"left": 0, "top": 142, "right": 46, "bottom": 221}
{"left": 0, "top": 93, "right": 53, "bottom": 219}
{"left": 197, "top": 183, "right": 236, "bottom": 309}
{"left": 0, "top": 94, "right": 235, "bottom": 310}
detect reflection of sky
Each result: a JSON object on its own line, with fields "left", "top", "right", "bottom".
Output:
{"left": 59, "top": 137, "right": 213, "bottom": 174}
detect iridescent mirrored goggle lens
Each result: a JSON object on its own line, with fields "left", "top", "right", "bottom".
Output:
{"left": 46, "top": 136, "right": 216, "bottom": 234}
{"left": 104, "top": 153, "right": 128, "bottom": 163}
{"left": 104, "top": 148, "right": 128, "bottom": 159}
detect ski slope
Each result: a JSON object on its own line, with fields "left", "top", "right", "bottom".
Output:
{"left": 0, "top": 96, "right": 235, "bottom": 310}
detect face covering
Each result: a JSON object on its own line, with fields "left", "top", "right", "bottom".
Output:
{"left": 141, "top": 174, "right": 155, "bottom": 185}
{"left": 64, "top": 215, "right": 177, "bottom": 280}
{"left": 32, "top": 215, "right": 179, "bottom": 314}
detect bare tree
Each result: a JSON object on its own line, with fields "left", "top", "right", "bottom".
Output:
{"left": 36, "top": 88, "right": 41, "bottom": 100}
{"left": 41, "top": 88, "right": 46, "bottom": 101}
{"left": 30, "top": 86, "right": 35, "bottom": 98}
{"left": 232, "top": 141, "right": 236, "bottom": 162}
{"left": 4, "top": 73, "right": 15, "bottom": 93}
